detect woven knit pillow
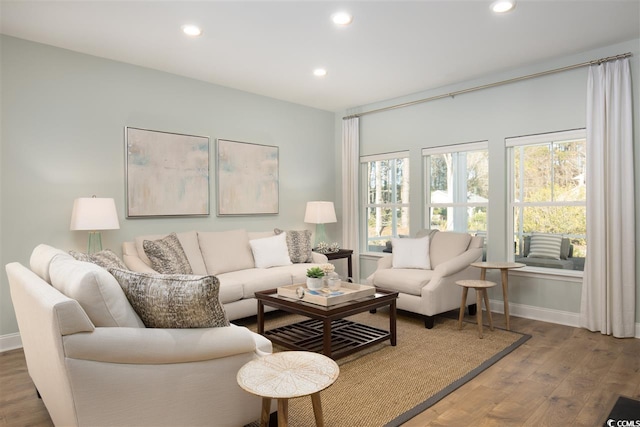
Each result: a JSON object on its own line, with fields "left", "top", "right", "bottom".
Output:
{"left": 69, "top": 249, "right": 127, "bottom": 270}
{"left": 143, "top": 232, "right": 193, "bottom": 274}
{"left": 274, "top": 228, "right": 313, "bottom": 263}
{"left": 528, "top": 234, "right": 562, "bottom": 260}
{"left": 108, "top": 268, "right": 229, "bottom": 328}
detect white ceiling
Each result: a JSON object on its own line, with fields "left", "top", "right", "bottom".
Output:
{"left": 1, "top": 1, "right": 639, "bottom": 112}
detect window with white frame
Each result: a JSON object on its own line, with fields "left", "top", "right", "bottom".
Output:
{"left": 423, "top": 142, "right": 489, "bottom": 243}
{"left": 507, "top": 129, "right": 586, "bottom": 272}
{"left": 361, "top": 152, "right": 410, "bottom": 252}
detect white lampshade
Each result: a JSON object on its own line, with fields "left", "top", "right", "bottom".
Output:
{"left": 70, "top": 197, "right": 120, "bottom": 231}
{"left": 304, "top": 201, "right": 337, "bottom": 224}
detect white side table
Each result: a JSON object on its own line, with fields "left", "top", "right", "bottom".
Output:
{"left": 237, "top": 351, "right": 339, "bottom": 427}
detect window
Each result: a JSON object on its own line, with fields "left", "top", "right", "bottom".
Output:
{"left": 507, "top": 129, "right": 586, "bottom": 272}
{"left": 423, "top": 142, "right": 489, "bottom": 240}
{"left": 361, "top": 152, "right": 409, "bottom": 252}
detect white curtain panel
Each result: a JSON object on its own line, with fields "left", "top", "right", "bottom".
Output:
{"left": 342, "top": 117, "right": 360, "bottom": 282}
{"left": 580, "top": 58, "right": 635, "bottom": 338}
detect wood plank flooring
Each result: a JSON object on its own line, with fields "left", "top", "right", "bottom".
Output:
{"left": 1, "top": 313, "right": 638, "bottom": 427}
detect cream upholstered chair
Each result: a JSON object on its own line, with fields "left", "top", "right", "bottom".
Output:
{"left": 367, "top": 230, "right": 484, "bottom": 328}
{"left": 6, "top": 244, "right": 273, "bottom": 427}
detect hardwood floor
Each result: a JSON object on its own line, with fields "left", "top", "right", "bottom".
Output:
{"left": 1, "top": 314, "right": 638, "bottom": 427}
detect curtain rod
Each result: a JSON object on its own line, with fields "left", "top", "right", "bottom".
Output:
{"left": 343, "top": 52, "right": 632, "bottom": 120}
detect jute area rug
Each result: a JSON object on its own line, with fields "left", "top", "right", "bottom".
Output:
{"left": 238, "top": 309, "right": 530, "bottom": 427}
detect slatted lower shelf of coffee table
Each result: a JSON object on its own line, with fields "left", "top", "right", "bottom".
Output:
{"left": 255, "top": 287, "right": 398, "bottom": 360}
{"left": 264, "top": 318, "right": 390, "bottom": 359}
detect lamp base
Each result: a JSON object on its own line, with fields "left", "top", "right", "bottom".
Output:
{"left": 87, "top": 231, "right": 103, "bottom": 254}
{"left": 314, "top": 223, "right": 328, "bottom": 249}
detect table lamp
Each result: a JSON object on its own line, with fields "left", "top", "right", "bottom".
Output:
{"left": 70, "top": 196, "right": 120, "bottom": 253}
{"left": 304, "top": 201, "right": 337, "bottom": 248}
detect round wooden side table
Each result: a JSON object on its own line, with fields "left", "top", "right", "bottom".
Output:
{"left": 471, "top": 262, "right": 525, "bottom": 331}
{"left": 237, "top": 351, "right": 339, "bottom": 427}
{"left": 456, "top": 279, "right": 497, "bottom": 339}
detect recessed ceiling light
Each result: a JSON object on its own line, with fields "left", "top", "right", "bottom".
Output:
{"left": 331, "top": 12, "right": 353, "bottom": 26}
{"left": 313, "top": 68, "right": 328, "bottom": 77}
{"left": 491, "top": 0, "right": 516, "bottom": 13}
{"left": 181, "top": 24, "right": 202, "bottom": 37}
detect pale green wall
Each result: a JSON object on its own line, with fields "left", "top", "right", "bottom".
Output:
{"left": 0, "top": 36, "right": 336, "bottom": 336}
{"left": 349, "top": 38, "right": 640, "bottom": 323}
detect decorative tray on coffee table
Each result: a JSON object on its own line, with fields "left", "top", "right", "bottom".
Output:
{"left": 277, "top": 282, "right": 376, "bottom": 307}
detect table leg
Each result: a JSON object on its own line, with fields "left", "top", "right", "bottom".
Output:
{"left": 278, "top": 399, "right": 288, "bottom": 427}
{"left": 476, "top": 288, "right": 483, "bottom": 339}
{"left": 347, "top": 255, "right": 353, "bottom": 280}
{"left": 501, "top": 268, "right": 510, "bottom": 331}
{"left": 323, "top": 318, "right": 332, "bottom": 358}
{"left": 311, "top": 392, "right": 324, "bottom": 427}
{"left": 480, "top": 267, "right": 487, "bottom": 281}
{"left": 390, "top": 299, "right": 397, "bottom": 346}
{"left": 258, "top": 300, "right": 265, "bottom": 335}
{"left": 483, "top": 289, "right": 494, "bottom": 331}
{"left": 458, "top": 287, "right": 469, "bottom": 329}
{"left": 260, "top": 398, "right": 271, "bottom": 427}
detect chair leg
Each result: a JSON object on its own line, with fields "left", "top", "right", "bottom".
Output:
{"left": 468, "top": 303, "right": 477, "bottom": 316}
{"left": 424, "top": 316, "right": 435, "bottom": 329}
{"left": 268, "top": 411, "right": 278, "bottom": 427}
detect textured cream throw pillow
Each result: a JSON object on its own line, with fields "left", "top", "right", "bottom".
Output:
{"left": 143, "top": 232, "right": 193, "bottom": 274}
{"left": 69, "top": 249, "right": 127, "bottom": 270}
{"left": 391, "top": 236, "right": 431, "bottom": 270}
{"left": 109, "top": 269, "right": 229, "bottom": 329}
{"left": 274, "top": 228, "right": 313, "bottom": 263}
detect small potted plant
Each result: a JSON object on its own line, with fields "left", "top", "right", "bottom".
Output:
{"left": 306, "top": 267, "right": 325, "bottom": 290}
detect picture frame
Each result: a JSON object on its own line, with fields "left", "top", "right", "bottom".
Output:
{"left": 216, "top": 139, "right": 279, "bottom": 216}
{"left": 125, "top": 127, "right": 210, "bottom": 218}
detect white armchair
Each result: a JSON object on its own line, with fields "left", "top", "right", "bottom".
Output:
{"left": 367, "top": 230, "right": 484, "bottom": 328}
{"left": 6, "top": 244, "right": 273, "bottom": 427}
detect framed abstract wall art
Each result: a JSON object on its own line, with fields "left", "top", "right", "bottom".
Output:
{"left": 125, "top": 127, "right": 210, "bottom": 217}
{"left": 216, "top": 139, "right": 279, "bottom": 216}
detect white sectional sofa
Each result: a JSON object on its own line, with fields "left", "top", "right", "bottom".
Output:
{"left": 367, "top": 230, "right": 484, "bottom": 328}
{"left": 7, "top": 244, "right": 274, "bottom": 427}
{"left": 122, "top": 229, "right": 328, "bottom": 321}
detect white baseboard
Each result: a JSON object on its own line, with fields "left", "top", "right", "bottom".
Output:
{"left": 0, "top": 333, "right": 22, "bottom": 352}
{"left": 488, "top": 299, "right": 640, "bottom": 339}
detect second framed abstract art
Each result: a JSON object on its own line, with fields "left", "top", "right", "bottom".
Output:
{"left": 216, "top": 139, "right": 279, "bottom": 216}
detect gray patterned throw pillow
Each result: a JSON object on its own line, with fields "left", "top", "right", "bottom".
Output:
{"left": 69, "top": 249, "right": 127, "bottom": 270}
{"left": 274, "top": 228, "right": 313, "bottom": 263}
{"left": 108, "top": 268, "right": 229, "bottom": 329}
{"left": 143, "top": 233, "right": 193, "bottom": 274}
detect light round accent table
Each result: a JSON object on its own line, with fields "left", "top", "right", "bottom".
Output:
{"left": 456, "top": 279, "right": 497, "bottom": 339}
{"left": 237, "top": 351, "right": 339, "bottom": 427}
{"left": 470, "top": 262, "right": 525, "bottom": 331}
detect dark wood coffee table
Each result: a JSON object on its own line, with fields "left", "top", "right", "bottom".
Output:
{"left": 254, "top": 287, "right": 398, "bottom": 360}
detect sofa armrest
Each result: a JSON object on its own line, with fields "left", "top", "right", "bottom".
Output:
{"left": 63, "top": 324, "right": 263, "bottom": 364}
{"left": 432, "top": 248, "right": 483, "bottom": 278}
{"left": 366, "top": 255, "right": 393, "bottom": 285}
{"left": 311, "top": 252, "right": 329, "bottom": 263}
{"left": 376, "top": 254, "right": 393, "bottom": 270}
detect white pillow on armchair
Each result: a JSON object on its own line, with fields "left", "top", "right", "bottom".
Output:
{"left": 391, "top": 236, "right": 431, "bottom": 269}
